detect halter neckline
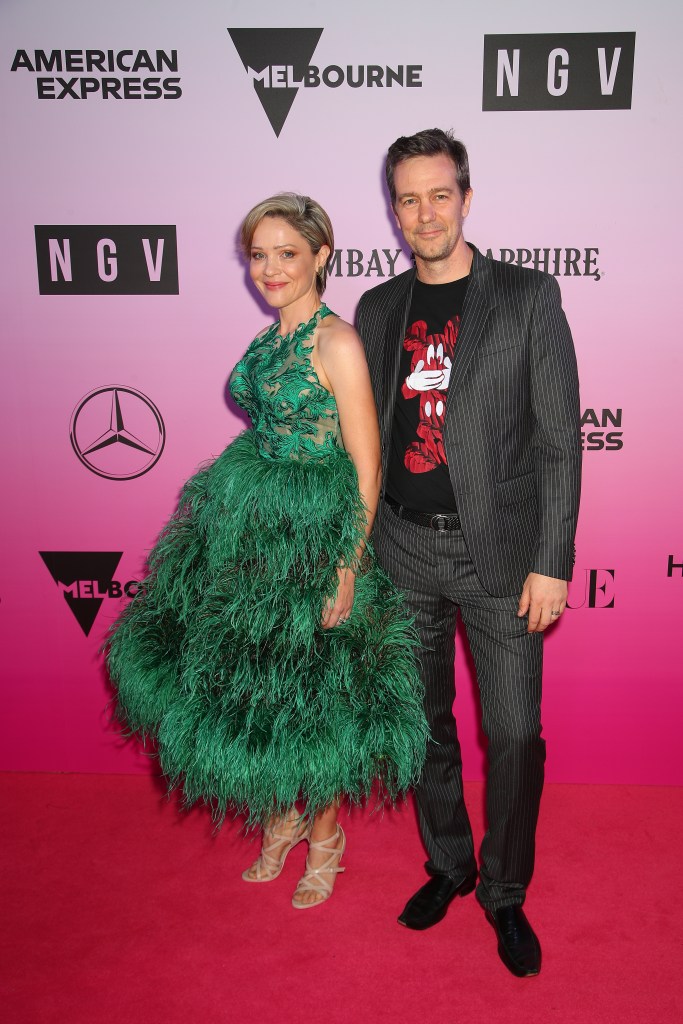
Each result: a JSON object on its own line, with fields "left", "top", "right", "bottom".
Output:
{"left": 274, "top": 303, "right": 331, "bottom": 343}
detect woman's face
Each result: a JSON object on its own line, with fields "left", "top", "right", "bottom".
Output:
{"left": 249, "top": 216, "right": 328, "bottom": 314}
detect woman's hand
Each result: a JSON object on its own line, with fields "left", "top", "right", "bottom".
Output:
{"left": 321, "top": 566, "right": 356, "bottom": 629}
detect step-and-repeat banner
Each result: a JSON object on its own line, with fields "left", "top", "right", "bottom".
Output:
{"left": 2, "top": 0, "right": 680, "bottom": 784}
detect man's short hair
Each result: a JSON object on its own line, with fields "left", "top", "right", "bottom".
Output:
{"left": 385, "top": 128, "right": 471, "bottom": 207}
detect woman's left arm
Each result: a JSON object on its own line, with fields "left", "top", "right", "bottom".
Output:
{"left": 317, "top": 321, "right": 382, "bottom": 630}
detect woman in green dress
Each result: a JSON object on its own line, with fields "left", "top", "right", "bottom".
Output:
{"left": 107, "top": 193, "right": 427, "bottom": 909}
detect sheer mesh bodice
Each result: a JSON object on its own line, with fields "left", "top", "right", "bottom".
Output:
{"left": 229, "top": 305, "right": 341, "bottom": 461}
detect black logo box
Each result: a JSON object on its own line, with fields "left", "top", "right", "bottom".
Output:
{"left": 35, "top": 225, "right": 178, "bottom": 294}
{"left": 40, "top": 551, "right": 123, "bottom": 636}
{"left": 483, "top": 33, "right": 635, "bottom": 111}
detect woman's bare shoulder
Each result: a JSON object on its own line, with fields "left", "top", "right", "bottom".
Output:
{"left": 317, "top": 313, "right": 363, "bottom": 357}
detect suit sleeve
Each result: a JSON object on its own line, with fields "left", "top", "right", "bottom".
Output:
{"left": 529, "top": 274, "right": 582, "bottom": 581}
{"left": 355, "top": 292, "right": 380, "bottom": 402}
{"left": 355, "top": 294, "right": 369, "bottom": 351}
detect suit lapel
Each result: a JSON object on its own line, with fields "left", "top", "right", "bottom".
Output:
{"left": 380, "top": 270, "right": 415, "bottom": 444}
{"left": 447, "top": 246, "right": 495, "bottom": 401}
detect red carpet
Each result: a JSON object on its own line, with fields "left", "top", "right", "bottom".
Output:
{"left": 2, "top": 773, "right": 681, "bottom": 1024}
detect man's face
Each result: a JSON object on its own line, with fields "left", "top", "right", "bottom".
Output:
{"left": 393, "top": 153, "right": 472, "bottom": 265}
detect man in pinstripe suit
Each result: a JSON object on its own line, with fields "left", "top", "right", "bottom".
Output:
{"left": 356, "top": 129, "right": 581, "bottom": 977}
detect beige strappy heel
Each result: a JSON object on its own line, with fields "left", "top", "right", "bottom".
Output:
{"left": 291, "top": 824, "right": 346, "bottom": 909}
{"left": 242, "top": 815, "right": 309, "bottom": 883}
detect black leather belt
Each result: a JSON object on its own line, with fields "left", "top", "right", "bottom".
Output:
{"left": 384, "top": 496, "right": 461, "bottom": 532}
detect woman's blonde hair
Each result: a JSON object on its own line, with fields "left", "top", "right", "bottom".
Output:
{"left": 240, "top": 192, "right": 334, "bottom": 295}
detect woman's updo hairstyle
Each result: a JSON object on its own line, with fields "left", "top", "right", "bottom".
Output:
{"left": 240, "top": 192, "right": 334, "bottom": 295}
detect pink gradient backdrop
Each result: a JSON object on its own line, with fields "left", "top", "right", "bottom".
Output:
{"left": 1, "top": 0, "right": 681, "bottom": 783}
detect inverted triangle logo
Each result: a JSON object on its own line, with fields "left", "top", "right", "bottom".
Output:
{"left": 40, "top": 551, "right": 123, "bottom": 636}
{"left": 228, "top": 28, "right": 323, "bottom": 136}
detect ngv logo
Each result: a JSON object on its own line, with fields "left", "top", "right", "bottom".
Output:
{"left": 35, "top": 225, "right": 178, "bottom": 294}
{"left": 483, "top": 33, "right": 635, "bottom": 110}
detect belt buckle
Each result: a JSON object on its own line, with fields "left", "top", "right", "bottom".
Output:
{"left": 430, "top": 514, "right": 448, "bottom": 531}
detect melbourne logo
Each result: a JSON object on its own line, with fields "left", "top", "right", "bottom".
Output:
{"left": 228, "top": 28, "right": 422, "bottom": 136}
{"left": 485, "top": 247, "right": 602, "bottom": 281}
{"left": 40, "top": 552, "right": 138, "bottom": 636}
{"left": 70, "top": 386, "right": 166, "bottom": 481}
{"left": 482, "top": 33, "right": 635, "bottom": 111}
{"left": 35, "top": 226, "right": 178, "bottom": 295}
{"left": 581, "top": 408, "right": 623, "bottom": 452}
{"left": 10, "top": 49, "right": 181, "bottom": 99}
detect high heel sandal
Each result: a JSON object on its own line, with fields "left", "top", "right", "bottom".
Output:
{"left": 291, "top": 824, "right": 346, "bottom": 909}
{"left": 242, "top": 815, "right": 309, "bottom": 883}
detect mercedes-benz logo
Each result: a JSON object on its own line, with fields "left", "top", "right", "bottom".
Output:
{"left": 70, "top": 386, "right": 165, "bottom": 480}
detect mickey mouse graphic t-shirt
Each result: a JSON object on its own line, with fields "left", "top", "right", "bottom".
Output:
{"left": 385, "top": 274, "right": 469, "bottom": 513}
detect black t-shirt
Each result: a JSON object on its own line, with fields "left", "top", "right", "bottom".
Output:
{"left": 385, "top": 275, "right": 469, "bottom": 513}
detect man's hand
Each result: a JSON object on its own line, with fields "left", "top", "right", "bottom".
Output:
{"left": 517, "top": 573, "right": 568, "bottom": 633}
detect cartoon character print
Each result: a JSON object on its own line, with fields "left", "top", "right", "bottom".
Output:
{"left": 401, "top": 317, "right": 459, "bottom": 473}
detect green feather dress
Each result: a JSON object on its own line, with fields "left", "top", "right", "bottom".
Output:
{"left": 107, "top": 305, "right": 428, "bottom": 822}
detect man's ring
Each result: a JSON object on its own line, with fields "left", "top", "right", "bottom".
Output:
{"left": 551, "top": 610, "right": 561, "bottom": 616}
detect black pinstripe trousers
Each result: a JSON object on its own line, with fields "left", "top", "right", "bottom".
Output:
{"left": 374, "top": 501, "right": 545, "bottom": 911}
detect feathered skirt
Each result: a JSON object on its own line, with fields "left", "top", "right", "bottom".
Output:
{"left": 106, "top": 430, "right": 427, "bottom": 823}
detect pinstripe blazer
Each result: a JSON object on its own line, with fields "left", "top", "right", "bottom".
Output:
{"left": 356, "top": 244, "right": 581, "bottom": 596}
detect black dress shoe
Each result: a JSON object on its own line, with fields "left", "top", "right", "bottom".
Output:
{"left": 398, "top": 870, "right": 477, "bottom": 930}
{"left": 485, "top": 906, "right": 542, "bottom": 977}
